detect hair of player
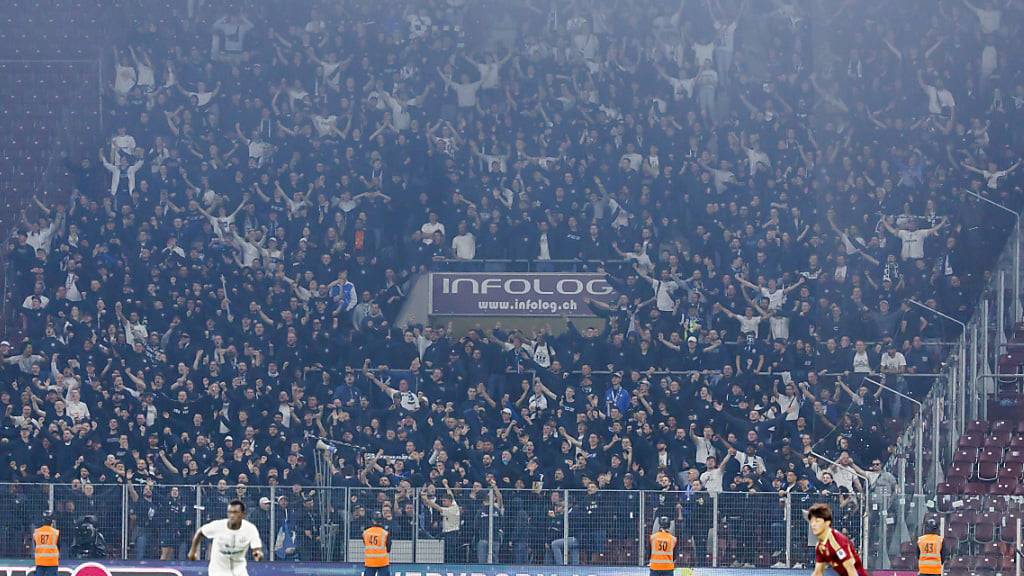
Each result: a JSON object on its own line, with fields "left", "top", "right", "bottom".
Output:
{"left": 807, "top": 503, "right": 833, "bottom": 524}
{"left": 229, "top": 499, "right": 246, "bottom": 513}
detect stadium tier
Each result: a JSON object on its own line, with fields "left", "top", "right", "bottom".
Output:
{"left": 0, "top": 0, "right": 1023, "bottom": 572}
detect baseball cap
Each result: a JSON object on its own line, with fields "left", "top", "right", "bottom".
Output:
{"left": 687, "top": 336, "right": 697, "bottom": 343}
{"left": 0, "top": 341, "right": 9, "bottom": 347}
{"left": 259, "top": 497, "right": 271, "bottom": 505}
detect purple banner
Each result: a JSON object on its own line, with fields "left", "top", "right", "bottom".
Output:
{"left": 429, "top": 273, "right": 618, "bottom": 317}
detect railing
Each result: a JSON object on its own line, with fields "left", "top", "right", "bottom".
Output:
{"left": 433, "top": 259, "right": 631, "bottom": 273}
{"left": 2, "top": 483, "right": 1020, "bottom": 571}
{"left": 1, "top": 484, "right": 874, "bottom": 568}
{"left": 873, "top": 197, "right": 1024, "bottom": 572}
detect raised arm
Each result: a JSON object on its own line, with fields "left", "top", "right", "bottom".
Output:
{"left": 420, "top": 487, "right": 444, "bottom": 511}
{"left": 783, "top": 277, "right": 805, "bottom": 294}
{"left": 714, "top": 301, "right": 739, "bottom": 319}
{"left": 880, "top": 216, "right": 899, "bottom": 236}
{"left": 925, "top": 216, "right": 948, "bottom": 236}
{"left": 960, "top": 161, "right": 985, "bottom": 175}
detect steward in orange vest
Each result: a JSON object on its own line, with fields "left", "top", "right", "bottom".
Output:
{"left": 917, "top": 518, "right": 945, "bottom": 576}
{"left": 33, "top": 511, "right": 60, "bottom": 576}
{"left": 649, "top": 516, "right": 677, "bottom": 576}
{"left": 362, "top": 513, "right": 392, "bottom": 576}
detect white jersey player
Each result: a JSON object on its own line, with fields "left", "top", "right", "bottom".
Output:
{"left": 188, "top": 500, "right": 263, "bottom": 576}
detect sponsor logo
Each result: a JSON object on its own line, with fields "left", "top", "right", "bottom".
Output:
{"left": 439, "top": 276, "right": 613, "bottom": 297}
{"left": 0, "top": 566, "right": 181, "bottom": 576}
{"left": 430, "top": 273, "right": 618, "bottom": 317}
{"left": 72, "top": 564, "right": 111, "bottom": 576}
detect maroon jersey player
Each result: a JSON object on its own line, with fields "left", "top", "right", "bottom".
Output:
{"left": 807, "top": 503, "right": 867, "bottom": 576}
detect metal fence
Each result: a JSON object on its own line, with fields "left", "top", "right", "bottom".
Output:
{"left": 0, "top": 484, "right": 880, "bottom": 568}
{"left": 4, "top": 483, "right": 1021, "bottom": 572}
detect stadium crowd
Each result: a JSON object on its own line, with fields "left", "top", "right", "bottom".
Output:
{"left": 2, "top": 0, "right": 1023, "bottom": 567}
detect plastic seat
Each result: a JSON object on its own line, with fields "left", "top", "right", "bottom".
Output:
{"left": 992, "top": 420, "right": 1014, "bottom": 434}
{"left": 967, "top": 420, "right": 990, "bottom": 433}
{"left": 986, "top": 432, "right": 1012, "bottom": 448}
{"left": 993, "top": 478, "right": 1019, "bottom": 495}
{"left": 973, "top": 512, "right": 998, "bottom": 543}
{"left": 899, "top": 540, "right": 917, "bottom": 556}
{"left": 965, "top": 482, "right": 991, "bottom": 495}
{"left": 947, "top": 515, "right": 971, "bottom": 543}
{"left": 975, "top": 542, "right": 1003, "bottom": 558}
{"left": 980, "top": 446, "right": 1002, "bottom": 461}
{"left": 1002, "top": 461, "right": 1024, "bottom": 478}
{"left": 892, "top": 555, "right": 915, "bottom": 570}
{"left": 954, "top": 447, "right": 979, "bottom": 463}
{"left": 960, "top": 433, "right": 985, "bottom": 448}
{"left": 947, "top": 555, "right": 974, "bottom": 571}
{"left": 1005, "top": 449, "right": 1024, "bottom": 465}
{"left": 947, "top": 462, "right": 972, "bottom": 481}
{"left": 974, "top": 554, "right": 1000, "bottom": 575}
{"left": 977, "top": 460, "right": 999, "bottom": 481}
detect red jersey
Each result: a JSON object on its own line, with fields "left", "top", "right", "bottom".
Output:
{"left": 815, "top": 528, "right": 867, "bottom": 576}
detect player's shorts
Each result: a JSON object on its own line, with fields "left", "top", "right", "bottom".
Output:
{"left": 208, "top": 566, "right": 249, "bottom": 576}
{"left": 650, "top": 570, "right": 674, "bottom": 576}
{"left": 362, "top": 567, "right": 391, "bottom": 576}
{"left": 33, "top": 567, "right": 59, "bottom": 576}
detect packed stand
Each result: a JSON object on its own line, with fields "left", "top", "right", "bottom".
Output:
{"left": 2, "top": 0, "right": 1024, "bottom": 567}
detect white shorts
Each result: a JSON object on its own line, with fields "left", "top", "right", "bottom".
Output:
{"left": 208, "top": 564, "right": 248, "bottom": 576}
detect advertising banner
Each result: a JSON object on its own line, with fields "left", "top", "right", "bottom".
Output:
{"left": 429, "top": 273, "right": 618, "bottom": 317}
{"left": 0, "top": 564, "right": 806, "bottom": 576}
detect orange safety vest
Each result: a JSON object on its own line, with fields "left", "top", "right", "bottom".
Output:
{"left": 917, "top": 533, "right": 943, "bottom": 575}
{"left": 649, "top": 530, "right": 677, "bottom": 571}
{"left": 33, "top": 525, "right": 59, "bottom": 567}
{"left": 363, "top": 526, "right": 389, "bottom": 567}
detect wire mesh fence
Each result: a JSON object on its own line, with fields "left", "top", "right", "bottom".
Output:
{"left": 2, "top": 482, "right": 1020, "bottom": 572}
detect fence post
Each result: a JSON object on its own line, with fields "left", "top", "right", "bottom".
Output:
{"left": 970, "top": 324, "right": 979, "bottom": 419}
{"left": 861, "top": 485, "right": 870, "bottom": 565}
{"left": 711, "top": 493, "right": 718, "bottom": 567}
{"left": 878, "top": 490, "right": 889, "bottom": 569}
{"left": 487, "top": 488, "right": 494, "bottom": 564}
{"left": 638, "top": 491, "right": 645, "bottom": 567}
{"left": 269, "top": 485, "right": 276, "bottom": 562}
{"left": 343, "top": 487, "right": 350, "bottom": 562}
{"left": 412, "top": 487, "right": 419, "bottom": 563}
{"left": 562, "top": 489, "right": 570, "bottom": 565}
{"left": 981, "top": 298, "right": 990, "bottom": 421}
{"left": 121, "top": 483, "right": 129, "bottom": 560}
{"left": 47, "top": 483, "right": 54, "bottom": 513}
{"left": 916, "top": 405, "right": 924, "bottom": 498}
{"left": 998, "top": 271, "right": 1006, "bottom": 346}
{"left": 785, "top": 491, "right": 792, "bottom": 568}
{"left": 933, "top": 399, "right": 943, "bottom": 489}
{"left": 959, "top": 333, "right": 967, "bottom": 433}
{"left": 1016, "top": 517, "right": 1021, "bottom": 576}
{"left": 194, "top": 485, "right": 202, "bottom": 541}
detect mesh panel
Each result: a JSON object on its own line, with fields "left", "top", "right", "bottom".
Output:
{"left": 497, "top": 487, "right": 562, "bottom": 565}
{"left": 53, "top": 483, "right": 123, "bottom": 561}
{"left": 718, "top": 491, "right": 790, "bottom": 568}
{"left": 0, "top": 483, "right": 50, "bottom": 559}
{"left": 23, "top": 483, "right": 1024, "bottom": 570}
{"left": 652, "top": 489, "right": 713, "bottom": 567}
{"left": 568, "top": 487, "right": 640, "bottom": 565}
